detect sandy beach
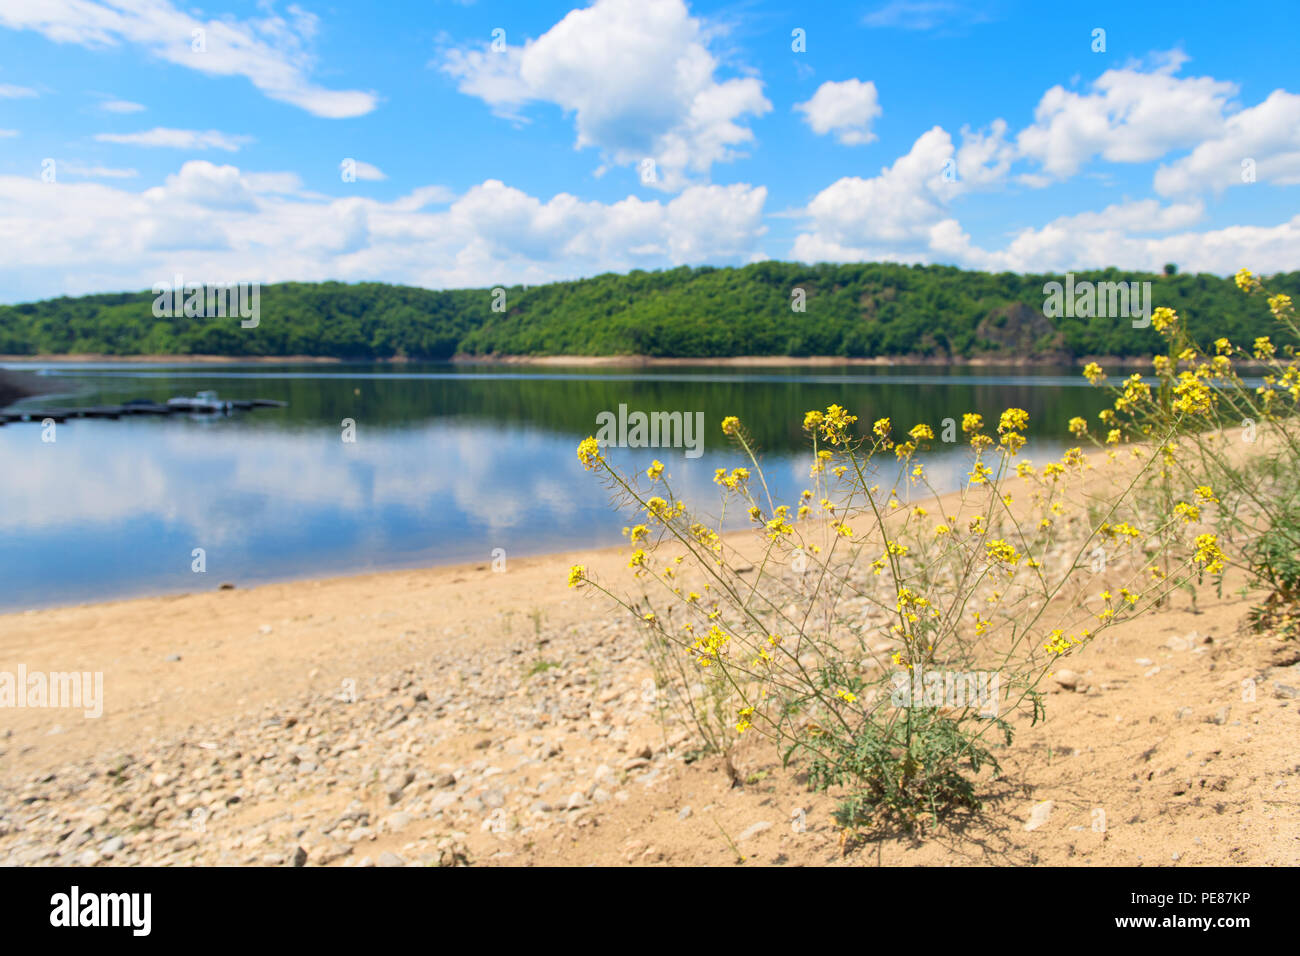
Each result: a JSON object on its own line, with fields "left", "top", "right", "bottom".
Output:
{"left": 2, "top": 501, "right": 1298, "bottom": 866}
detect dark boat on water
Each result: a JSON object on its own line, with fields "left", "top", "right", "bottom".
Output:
{"left": 0, "top": 390, "right": 286, "bottom": 425}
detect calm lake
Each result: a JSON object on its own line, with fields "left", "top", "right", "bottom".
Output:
{"left": 0, "top": 362, "right": 1110, "bottom": 611}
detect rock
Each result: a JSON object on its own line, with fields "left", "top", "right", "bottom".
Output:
{"left": 101, "top": 836, "right": 125, "bottom": 856}
{"left": 290, "top": 845, "right": 308, "bottom": 867}
{"left": 1052, "top": 669, "right": 1081, "bottom": 691}
{"left": 433, "top": 839, "right": 470, "bottom": 867}
{"left": 83, "top": 807, "right": 110, "bottom": 828}
{"left": 678, "top": 806, "right": 692, "bottom": 820}
{"left": 218, "top": 582, "right": 235, "bottom": 590}
{"left": 1272, "top": 683, "right": 1299, "bottom": 700}
{"left": 431, "top": 772, "right": 457, "bottom": 789}
{"left": 565, "top": 792, "right": 589, "bottom": 811}
{"left": 165, "top": 654, "right": 182, "bottom": 663}
{"left": 627, "top": 742, "right": 654, "bottom": 760}
{"left": 1024, "top": 800, "right": 1054, "bottom": 832}
{"left": 481, "top": 789, "right": 505, "bottom": 809}
{"left": 377, "top": 851, "right": 406, "bottom": 867}
{"left": 315, "top": 842, "right": 352, "bottom": 865}
{"left": 383, "top": 811, "right": 413, "bottom": 833}
{"left": 429, "top": 792, "right": 458, "bottom": 813}
{"left": 736, "top": 821, "right": 772, "bottom": 842}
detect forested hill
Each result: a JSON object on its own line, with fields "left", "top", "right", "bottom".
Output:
{"left": 2, "top": 263, "right": 1296, "bottom": 361}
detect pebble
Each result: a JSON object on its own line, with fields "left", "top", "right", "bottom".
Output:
{"left": 736, "top": 821, "right": 772, "bottom": 842}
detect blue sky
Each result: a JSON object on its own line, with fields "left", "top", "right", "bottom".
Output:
{"left": 0, "top": 0, "right": 1297, "bottom": 303}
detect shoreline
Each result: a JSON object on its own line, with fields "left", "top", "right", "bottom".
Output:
{"left": 1, "top": 352, "right": 1158, "bottom": 368}
{"left": 2, "top": 464, "right": 1293, "bottom": 866}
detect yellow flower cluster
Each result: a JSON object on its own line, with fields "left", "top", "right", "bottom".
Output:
{"left": 713, "top": 466, "right": 749, "bottom": 490}
{"left": 1193, "top": 533, "right": 1226, "bottom": 574}
{"left": 985, "top": 539, "right": 1020, "bottom": 566}
{"left": 577, "top": 436, "right": 602, "bottom": 470}
{"left": 691, "top": 624, "right": 730, "bottom": 666}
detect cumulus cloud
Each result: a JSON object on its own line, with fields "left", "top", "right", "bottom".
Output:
{"left": 0, "top": 0, "right": 376, "bottom": 118}
{"left": 796, "top": 185, "right": 1300, "bottom": 276}
{"left": 791, "top": 52, "right": 1300, "bottom": 276}
{"left": 1154, "top": 89, "right": 1300, "bottom": 195}
{"left": 792, "top": 123, "right": 1015, "bottom": 263}
{"left": 0, "top": 161, "right": 768, "bottom": 300}
{"left": 94, "top": 128, "right": 252, "bottom": 152}
{"left": 794, "top": 127, "right": 960, "bottom": 261}
{"left": 1016, "top": 53, "right": 1237, "bottom": 180}
{"left": 964, "top": 204, "right": 1300, "bottom": 276}
{"left": 440, "top": 0, "right": 770, "bottom": 190}
{"left": 795, "top": 79, "right": 881, "bottom": 145}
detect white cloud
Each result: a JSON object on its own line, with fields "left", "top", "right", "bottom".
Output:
{"left": 0, "top": 129, "right": 17, "bottom": 138}
{"left": 0, "top": 0, "right": 376, "bottom": 118}
{"left": 965, "top": 205, "right": 1300, "bottom": 276}
{"left": 955, "top": 119, "right": 1014, "bottom": 186}
{"left": 795, "top": 183, "right": 1300, "bottom": 277}
{"left": 792, "top": 123, "right": 1015, "bottom": 262}
{"left": 0, "top": 161, "right": 768, "bottom": 300}
{"left": 1154, "top": 89, "right": 1300, "bottom": 195}
{"left": 440, "top": 0, "right": 770, "bottom": 190}
{"left": 797, "top": 127, "right": 959, "bottom": 255}
{"left": 795, "top": 79, "right": 881, "bottom": 145}
{"left": 94, "top": 128, "right": 252, "bottom": 152}
{"left": 60, "top": 162, "right": 139, "bottom": 179}
{"left": 143, "top": 161, "right": 258, "bottom": 211}
{"left": 1017, "top": 53, "right": 1237, "bottom": 180}
{"left": 101, "top": 99, "right": 146, "bottom": 113}
{"left": 0, "top": 83, "right": 37, "bottom": 98}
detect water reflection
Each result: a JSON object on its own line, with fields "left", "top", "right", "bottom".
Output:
{"left": 0, "top": 362, "right": 1104, "bottom": 610}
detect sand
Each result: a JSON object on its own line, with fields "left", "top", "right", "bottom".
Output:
{"left": 2, "top": 517, "right": 1297, "bottom": 865}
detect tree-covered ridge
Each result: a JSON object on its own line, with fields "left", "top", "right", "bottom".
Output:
{"left": 2, "top": 263, "right": 1296, "bottom": 360}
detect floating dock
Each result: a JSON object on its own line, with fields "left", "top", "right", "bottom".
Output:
{"left": 0, "top": 393, "right": 286, "bottom": 425}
